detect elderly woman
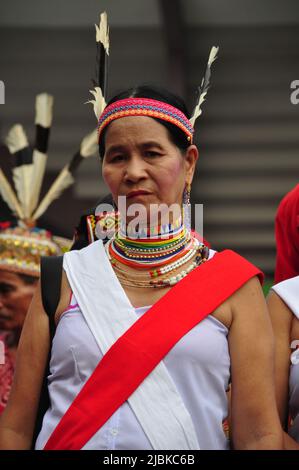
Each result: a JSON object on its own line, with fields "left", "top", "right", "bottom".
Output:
{"left": 0, "top": 223, "right": 68, "bottom": 416}
{"left": 267, "top": 276, "right": 299, "bottom": 449}
{"left": 0, "top": 86, "right": 282, "bottom": 450}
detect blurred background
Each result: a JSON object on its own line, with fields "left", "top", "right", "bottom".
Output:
{"left": 0, "top": 0, "right": 299, "bottom": 279}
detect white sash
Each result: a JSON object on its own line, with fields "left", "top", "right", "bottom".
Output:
{"left": 272, "top": 276, "right": 299, "bottom": 320}
{"left": 63, "top": 240, "right": 200, "bottom": 450}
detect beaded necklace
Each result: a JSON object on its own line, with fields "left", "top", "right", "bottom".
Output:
{"left": 105, "top": 218, "right": 209, "bottom": 288}
{"left": 108, "top": 218, "right": 187, "bottom": 266}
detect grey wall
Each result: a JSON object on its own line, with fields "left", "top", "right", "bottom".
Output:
{"left": 1, "top": 0, "right": 299, "bottom": 27}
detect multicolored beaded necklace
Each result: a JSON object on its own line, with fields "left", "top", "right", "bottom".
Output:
{"left": 105, "top": 217, "right": 209, "bottom": 288}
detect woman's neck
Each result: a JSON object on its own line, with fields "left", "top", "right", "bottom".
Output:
{"left": 119, "top": 215, "right": 184, "bottom": 241}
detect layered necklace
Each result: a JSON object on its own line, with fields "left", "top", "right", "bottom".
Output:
{"left": 105, "top": 217, "right": 209, "bottom": 288}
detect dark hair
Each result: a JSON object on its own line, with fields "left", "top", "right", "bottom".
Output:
{"left": 17, "top": 273, "right": 38, "bottom": 285}
{"left": 99, "top": 85, "right": 191, "bottom": 158}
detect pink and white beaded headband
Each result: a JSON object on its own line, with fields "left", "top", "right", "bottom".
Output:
{"left": 97, "top": 97, "right": 194, "bottom": 143}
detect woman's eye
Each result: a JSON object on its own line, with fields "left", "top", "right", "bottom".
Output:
{"left": 145, "top": 151, "right": 160, "bottom": 157}
{"left": 111, "top": 155, "right": 125, "bottom": 162}
{"left": 0, "top": 285, "right": 13, "bottom": 295}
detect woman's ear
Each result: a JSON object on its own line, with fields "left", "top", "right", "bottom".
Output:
{"left": 184, "top": 145, "right": 199, "bottom": 184}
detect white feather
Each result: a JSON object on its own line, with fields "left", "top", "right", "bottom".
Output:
{"left": 95, "top": 11, "right": 109, "bottom": 54}
{"left": 190, "top": 92, "right": 206, "bottom": 126}
{"left": 5, "top": 124, "right": 28, "bottom": 154}
{"left": 0, "top": 168, "right": 24, "bottom": 219}
{"left": 86, "top": 87, "right": 106, "bottom": 120}
{"left": 32, "top": 166, "right": 74, "bottom": 221}
{"left": 208, "top": 46, "right": 219, "bottom": 67}
{"left": 12, "top": 165, "right": 33, "bottom": 218}
{"left": 35, "top": 93, "right": 54, "bottom": 127}
{"left": 190, "top": 46, "right": 219, "bottom": 127}
{"left": 80, "top": 129, "right": 98, "bottom": 158}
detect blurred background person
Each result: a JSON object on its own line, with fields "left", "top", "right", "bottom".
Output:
{"left": 267, "top": 183, "right": 299, "bottom": 448}
{"left": 267, "top": 272, "right": 299, "bottom": 448}
{"left": 274, "top": 184, "right": 299, "bottom": 283}
{"left": 0, "top": 222, "right": 67, "bottom": 414}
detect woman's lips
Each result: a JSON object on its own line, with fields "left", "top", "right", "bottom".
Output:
{"left": 126, "top": 191, "right": 152, "bottom": 199}
{"left": 0, "top": 313, "right": 10, "bottom": 320}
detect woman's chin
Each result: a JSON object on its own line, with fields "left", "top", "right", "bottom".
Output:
{"left": 119, "top": 199, "right": 182, "bottom": 228}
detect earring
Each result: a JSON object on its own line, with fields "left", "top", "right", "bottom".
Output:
{"left": 182, "top": 182, "right": 191, "bottom": 231}
{"left": 112, "top": 198, "right": 118, "bottom": 212}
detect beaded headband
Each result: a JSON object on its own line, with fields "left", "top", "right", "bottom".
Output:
{"left": 97, "top": 98, "right": 194, "bottom": 144}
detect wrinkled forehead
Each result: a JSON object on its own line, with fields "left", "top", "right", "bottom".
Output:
{"left": 104, "top": 115, "right": 171, "bottom": 146}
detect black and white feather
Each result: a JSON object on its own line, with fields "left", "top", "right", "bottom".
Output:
{"left": 29, "top": 93, "right": 54, "bottom": 215}
{"left": 95, "top": 11, "right": 109, "bottom": 98}
{"left": 32, "top": 129, "right": 98, "bottom": 221}
{"left": 5, "top": 124, "right": 33, "bottom": 219}
{"left": 87, "top": 11, "right": 109, "bottom": 120}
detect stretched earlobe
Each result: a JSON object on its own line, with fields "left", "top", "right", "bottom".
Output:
{"left": 182, "top": 182, "right": 192, "bottom": 231}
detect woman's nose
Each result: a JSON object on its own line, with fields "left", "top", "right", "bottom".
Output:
{"left": 124, "top": 156, "right": 147, "bottom": 183}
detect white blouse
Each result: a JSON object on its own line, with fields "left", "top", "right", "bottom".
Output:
{"left": 35, "top": 300, "right": 230, "bottom": 450}
{"left": 272, "top": 276, "right": 299, "bottom": 442}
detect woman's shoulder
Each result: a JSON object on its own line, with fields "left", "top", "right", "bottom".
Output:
{"left": 211, "top": 266, "right": 263, "bottom": 330}
{"left": 229, "top": 274, "right": 263, "bottom": 306}
{"left": 271, "top": 276, "right": 299, "bottom": 320}
{"left": 206, "top": 248, "right": 263, "bottom": 293}
{"left": 54, "top": 270, "right": 72, "bottom": 323}
{"left": 204, "top": 247, "right": 263, "bottom": 301}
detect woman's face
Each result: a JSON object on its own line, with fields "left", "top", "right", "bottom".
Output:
{"left": 102, "top": 116, "right": 198, "bottom": 224}
{"left": 0, "top": 270, "right": 37, "bottom": 332}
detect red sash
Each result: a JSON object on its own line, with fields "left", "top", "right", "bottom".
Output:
{"left": 44, "top": 250, "right": 263, "bottom": 450}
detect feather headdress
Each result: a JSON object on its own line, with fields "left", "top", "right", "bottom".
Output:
{"left": 2, "top": 96, "right": 98, "bottom": 225}
{"left": 190, "top": 46, "right": 219, "bottom": 127}
{"left": 0, "top": 109, "right": 98, "bottom": 274}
